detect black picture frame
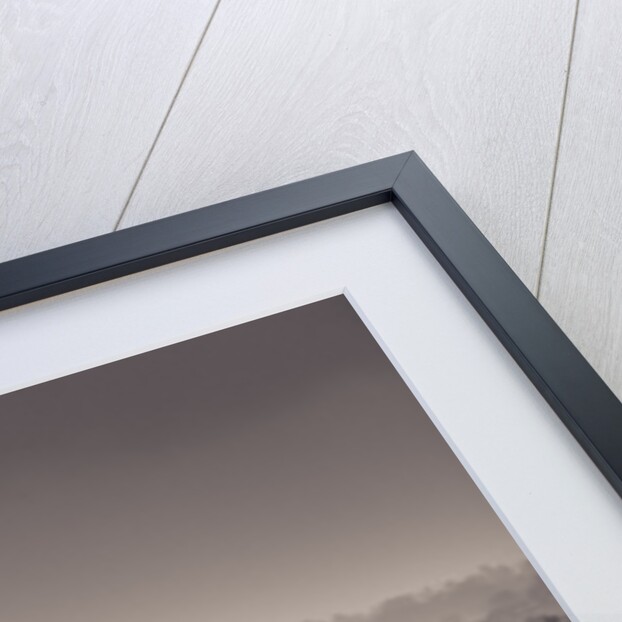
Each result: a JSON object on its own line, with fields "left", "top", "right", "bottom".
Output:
{"left": 1, "top": 150, "right": 621, "bottom": 499}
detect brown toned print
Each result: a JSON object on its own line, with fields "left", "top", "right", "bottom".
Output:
{"left": 0, "top": 296, "right": 567, "bottom": 622}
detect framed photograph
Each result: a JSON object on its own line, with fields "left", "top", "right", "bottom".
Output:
{"left": 1, "top": 152, "right": 620, "bottom": 621}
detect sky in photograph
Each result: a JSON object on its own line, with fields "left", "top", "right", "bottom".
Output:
{"left": 0, "top": 296, "right": 567, "bottom": 622}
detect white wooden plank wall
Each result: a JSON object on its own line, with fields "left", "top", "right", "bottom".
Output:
{"left": 118, "top": 0, "right": 575, "bottom": 291}
{"left": 2, "top": 0, "right": 621, "bottom": 401}
{"left": 0, "top": 0, "right": 219, "bottom": 260}
{"left": 539, "top": 0, "right": 622, "bottom": 399}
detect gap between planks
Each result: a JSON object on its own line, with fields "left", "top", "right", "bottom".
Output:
{"left": 535, "top": 0, "right": 581, "bottom": 299}
{"left": 113, "top": 0, "right": 225, "bottom": 232}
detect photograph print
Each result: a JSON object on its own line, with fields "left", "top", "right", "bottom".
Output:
{"left": 0, "top": 295, "right": 569, "bottom": 622}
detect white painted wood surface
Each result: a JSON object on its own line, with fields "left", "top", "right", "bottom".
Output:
{"left": 118, "top": 0, "right": 576, "bottom": 290}
{"left": 0, "top": 0, "right": 218, "bottom": 262}
{"left": 539, "top": 0, "right": 622, "bottom": 400}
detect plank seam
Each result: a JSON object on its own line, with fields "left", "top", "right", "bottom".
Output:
{"left": 535, "top": 0, "right": 581, "bottom": 298}
{"left": 112, "top": 0, "right": 225, "bottom": 232}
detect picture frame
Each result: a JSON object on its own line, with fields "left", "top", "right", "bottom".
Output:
{"left": 2, "top": 151, "right": 622, "bottom": 620}
{"left": 1, "top": 150, "right": 620, "bottom": 500}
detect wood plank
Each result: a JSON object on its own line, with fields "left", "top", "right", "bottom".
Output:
{"left": 0, "top": 0, "right": 218, "bottom": 261}
{"left": 119, "top": 0, "right": 576, "bottom": 290}
{"left": 539, "top": 0, "right": 622, "bottom": 399}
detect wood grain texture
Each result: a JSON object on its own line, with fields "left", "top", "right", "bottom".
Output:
{"left": 119, "top": 0, "right": 576, "bottom": 290}
{"left": 539, "top": 0, "right": 622, "bottom": 400}
{"left": 0, "top": 0, "right": 218, "bottom": 262}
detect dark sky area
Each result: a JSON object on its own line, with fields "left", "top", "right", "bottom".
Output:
{"left": 0, "top": 296, "right": 567, "bottom": 622}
